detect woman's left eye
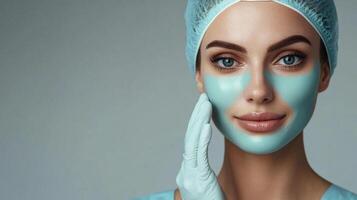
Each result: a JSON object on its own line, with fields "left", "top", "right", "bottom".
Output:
{"left": 276, "top": 54, "right": 305, "bottom": 67}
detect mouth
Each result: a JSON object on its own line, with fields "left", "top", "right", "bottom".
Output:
{"left": 234, "top": 112, "right": 286, "bottom": 134}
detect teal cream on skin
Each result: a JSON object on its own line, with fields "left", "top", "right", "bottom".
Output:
{"left": 203, "top": 63, "right": 321, "bottom": 154}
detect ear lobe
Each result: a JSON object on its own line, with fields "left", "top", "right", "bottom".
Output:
{"left": 318, "top": 62, "right": 330, "bottom": 93}
{"left": 195, "top": 71, "right": 204, "bottom": 93}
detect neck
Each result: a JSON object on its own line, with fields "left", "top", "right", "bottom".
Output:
{"left": 217, "top": 132, "right": 331, "bottom": 200}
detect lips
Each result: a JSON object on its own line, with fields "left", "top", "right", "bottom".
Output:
{"left": 237, "top": 112, "right": 286, "bottom": 121}
{"left": 234, "top": 112, "right": 286, "bottom": 133}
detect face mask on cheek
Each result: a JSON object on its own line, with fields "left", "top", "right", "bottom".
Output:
{"left": 203, "top": 64, "right": 321, "bottom": 155}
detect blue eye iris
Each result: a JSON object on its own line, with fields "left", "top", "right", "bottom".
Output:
{"left": 217, "top": 58, "right": 236, "bottom": 68}
{"left": 211, "top": 56, "right": 240, "bottom": 72}
{"left": 278, "top": 55, "right": 303, "bottom": 66}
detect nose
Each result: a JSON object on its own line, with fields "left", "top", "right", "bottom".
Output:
{"left": 245, "top": 68, "right": 274, "bottom": 104}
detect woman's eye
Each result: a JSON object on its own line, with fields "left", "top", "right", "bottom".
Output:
{"left": 211, "top": 57, "right": 239, "bottom": 71}
{"left": 276, "top": 54, "right": 305, "bottom": 67}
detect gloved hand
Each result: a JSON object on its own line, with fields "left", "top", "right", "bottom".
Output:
{"left": 176, "top": 93, "right": 226, "bottom": 200}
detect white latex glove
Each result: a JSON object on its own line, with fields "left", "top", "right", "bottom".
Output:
{"left": 176, "top": 93, "right": 225, "bottom": 200}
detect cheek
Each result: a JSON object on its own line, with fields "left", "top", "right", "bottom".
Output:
{"left": 202, "top": 72, "right": 251, "bottom": 109}
{"left": 265, "top": 65, "right": 321, "bottom": 111}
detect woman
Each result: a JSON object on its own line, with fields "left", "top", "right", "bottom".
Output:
{"left": 136, "top": 0, "right": 357, "bottom": 199}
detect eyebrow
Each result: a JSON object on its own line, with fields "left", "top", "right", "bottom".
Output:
{"left": 205, "top": 35, "right": 312, "bottom": 53}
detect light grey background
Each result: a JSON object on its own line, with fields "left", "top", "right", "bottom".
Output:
{"left": 0, "top": 1, "right": 356, "bottom": 200}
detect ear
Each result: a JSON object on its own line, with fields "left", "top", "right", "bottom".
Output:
{"left": 318, "top": 61, "right": 330, "bottom": 93}
{"left": 195, "top": 70, "right": 204, "bottom": 93}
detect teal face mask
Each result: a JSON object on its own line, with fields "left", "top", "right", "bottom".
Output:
{"left": 203, "top": 64, "right": 320, "bottom": 154}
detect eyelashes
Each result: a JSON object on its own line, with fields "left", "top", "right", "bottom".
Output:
{"left": 210, "top": 53, "right": 307, "bottom": 72}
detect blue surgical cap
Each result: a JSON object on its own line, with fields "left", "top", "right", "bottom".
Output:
{"left": 184, "top": 0, "right": 339, "bottom": 78}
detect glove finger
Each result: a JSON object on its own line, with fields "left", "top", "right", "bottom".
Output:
{"left": 197, "top": 123, "right": 212, "bottom": 174}
{"left": 182, "top": 93, "right": 206, "bottom": 166}
{"left": 183, "top": 100, "right": 211, "bottom": 168}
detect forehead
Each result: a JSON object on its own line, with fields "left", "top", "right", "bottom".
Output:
{"left": 201, "top": 1, "right": 320, "bottom": 49}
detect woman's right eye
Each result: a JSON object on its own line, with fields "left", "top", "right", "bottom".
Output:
{"left": 211, "top": 57, "right": 240, "bottom": 72}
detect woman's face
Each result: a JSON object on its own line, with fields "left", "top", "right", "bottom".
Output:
{"left": 196, "top": 1, "right": 330, "bottom": 154}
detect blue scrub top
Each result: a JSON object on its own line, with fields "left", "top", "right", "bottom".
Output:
{"left": 134, "top": 184, "right": 357, "bottom": 200}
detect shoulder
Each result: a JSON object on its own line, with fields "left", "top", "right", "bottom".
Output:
{"left": 321, "top": 183, "right": 357, "bottom": 200}
{"left": 133, "top": 189, "right": 175, "bottom": 200}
